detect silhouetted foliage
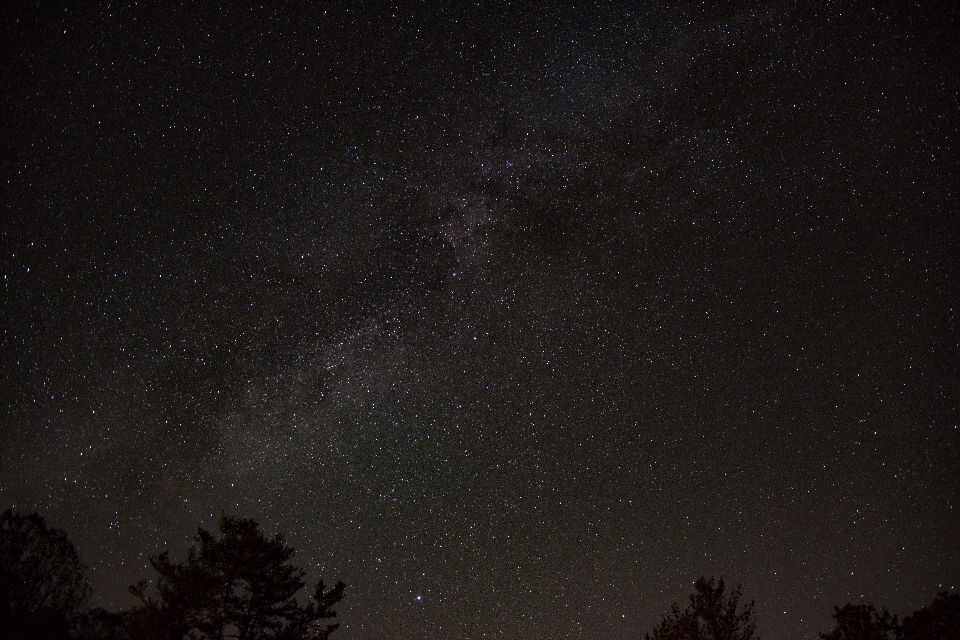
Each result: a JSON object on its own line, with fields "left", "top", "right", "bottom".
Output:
{"left": 645, "top": 576, "right": 759, "bottom": 640}
{"left": 70, "top": 607, "right": 132, "bottom": 640}
{"left": 900, "top": 592, "right": 960, "bottom": 640}
{"left": 820, "top": 603, "right": 899, "bottom": 640}
{"left": 129, "top": 515, "right": 344, "bottom": 640}
{"left": 821, "top": 592, "right": 960, "bottom": 640}
{"left": 0, "top": 509, "right": 91, "bottom": 640}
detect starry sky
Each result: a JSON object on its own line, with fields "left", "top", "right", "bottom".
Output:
{"left": 1, "top": 3, "right": 958, "bottom": 639}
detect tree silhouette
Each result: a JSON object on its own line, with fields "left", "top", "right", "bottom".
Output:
{"left": 820, "top": 592, "right": 960, "bottom": 640}
{"left": 819, "top": 603, "right": 899, "bottom": 640}
{"left": 902, "top": 592, "right": 960, "bottom": 640}
{"left": 0, "top": 508, "right": 92, "bottom": 640}
{"left": 129, "top": 515, "right": 344, "bottom": 640}
{"left": 645, "top": 577, "right": 759, "bottom": 640}
{"left": 71, "top": 607, "right": 133, "bottom": 640}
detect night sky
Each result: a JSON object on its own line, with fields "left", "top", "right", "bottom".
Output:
{"left": 1, "top": 3, "right": 959, "bottom": 639}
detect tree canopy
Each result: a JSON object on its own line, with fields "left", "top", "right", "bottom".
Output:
{"left": 0, "top": 508, "right": 92, "bottom": 639}
{"left": 902, "top": 592, "right": 960, "bottom": 640}
{"left": 646, "top": 577, "right": 759, "bottom": 640}
{"left": 129, "top": 515, "right": 344, "bottom": 640}
{"left": 820, "top": 593, "right": 960, "bottom": 640}
{"left": 819, "top": 603, "right": 899, "bottom": 640}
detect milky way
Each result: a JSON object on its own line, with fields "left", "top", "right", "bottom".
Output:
{"left": 2, "top": 4, "right": 958, "bottom": 639}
